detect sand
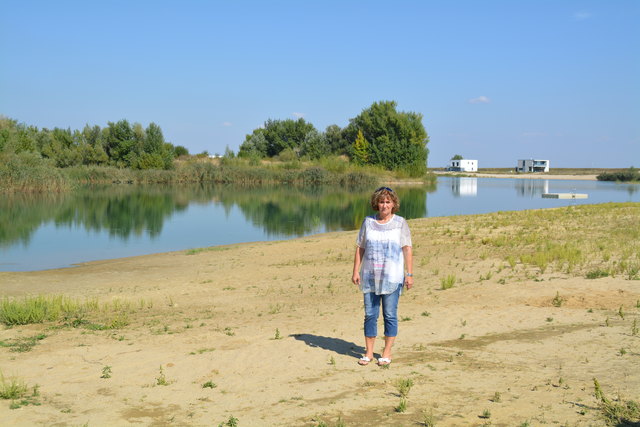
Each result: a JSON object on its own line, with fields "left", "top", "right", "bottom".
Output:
{"left": 432, "top": 171, "right": 598, "bottom": 181}
{"left": 0, "top": 204, "right": 638, "bottom": 426}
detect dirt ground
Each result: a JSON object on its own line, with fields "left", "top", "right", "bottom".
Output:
{"left": 0, "top": 204, "right": 638, "bottom": 426}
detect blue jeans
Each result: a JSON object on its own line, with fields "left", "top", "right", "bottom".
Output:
{"left": 363, "top": 284, "right": 402, "bottom": 337}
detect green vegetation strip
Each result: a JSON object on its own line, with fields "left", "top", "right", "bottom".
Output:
{"left": 0, "top": 295, "right": 151, "bottom": 327}
{"left": 411, "top": 202, "right": 640, "bottom": 278}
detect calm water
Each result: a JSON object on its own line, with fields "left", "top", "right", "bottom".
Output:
{"left": 1, "top": 177, "right": 638, "bottom": 271}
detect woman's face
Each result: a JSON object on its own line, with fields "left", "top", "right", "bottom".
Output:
{"left": 377, "top": 196, "right": 394, "bottom": 217}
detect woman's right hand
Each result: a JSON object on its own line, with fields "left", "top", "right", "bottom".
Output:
{"left": 352, "top": 272, "right": 360, "bottom": 285}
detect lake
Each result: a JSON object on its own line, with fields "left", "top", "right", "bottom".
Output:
{"left": 1, "top": 177, "right": 638, "bottom": 271}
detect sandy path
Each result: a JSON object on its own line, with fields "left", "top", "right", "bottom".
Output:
{"left": 0, "top": 205, "right": 638, "bottom": 426}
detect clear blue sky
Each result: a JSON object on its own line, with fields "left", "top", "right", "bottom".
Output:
{"left": 1, "top": 0, "right": 638, "bottom": 168}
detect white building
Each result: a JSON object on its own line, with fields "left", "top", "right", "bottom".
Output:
{"left": 516, "top": 159, "right": 549, "bottom": 173}
{"left": 448, "top": 159, "right": 478, "bottom": 172}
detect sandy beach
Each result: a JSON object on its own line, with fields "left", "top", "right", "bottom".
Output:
{"left": 432, "top": 171, "right": 599, "bottom": 181}
{"left": 0, "top": 203, "right": 638, "bottom": 426}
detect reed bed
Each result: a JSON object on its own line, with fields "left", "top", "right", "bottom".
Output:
{"left": 1, "top": 156, "right": 389, "bottom": 192}
{"left": 0, "top": 153, "right": 69, "bottom": 193}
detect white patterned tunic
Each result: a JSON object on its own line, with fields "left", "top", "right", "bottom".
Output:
{"left": 356, "top": 214, "right": 412, "bottom": 295}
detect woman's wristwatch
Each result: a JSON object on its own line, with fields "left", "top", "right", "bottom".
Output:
{"left": 405, "top": 273, "right": 413, "bottom": 277}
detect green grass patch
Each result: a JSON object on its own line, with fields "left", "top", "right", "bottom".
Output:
{"left": 0, "top": 295, "right": 149, "bottom": 328}
{"left": 0, "top": 333, "right": 46, "bottom": 352}
{"left": 586, "top": 268, "right": 610, "bottom": 279}
{"left": 0, "top": 371, "right": 40, "bottom": 409}
{"left": 413, "top": 203, "right": 639, "bottom": 279}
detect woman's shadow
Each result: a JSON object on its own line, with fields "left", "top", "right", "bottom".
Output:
{"left": 290, "top": 334, "right": 374, "bottom": 359}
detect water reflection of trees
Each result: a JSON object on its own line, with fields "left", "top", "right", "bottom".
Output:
{"left": 215, "top": 184, "right": 433, "bottom": 236}
{"left": 0, "top": 192, "right": 71, "bottom": 247}
{"left": 54, "top": 186, "right": 192, "bottom": 239}
{"left": 0, "top": 186, "right": 200, "bottom": 247}
{"left": 0, "top": 183, "right": 434, "bottom": 247}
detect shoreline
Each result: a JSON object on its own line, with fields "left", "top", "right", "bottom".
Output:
{"left": 0, "top": 203, "right": 638, "bottom": 425}
{"left": 432, "top": 171, "right": 598, "bottom": 181}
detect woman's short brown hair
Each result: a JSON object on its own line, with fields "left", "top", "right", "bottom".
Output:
{"left": 370, "top": 187, "right": 400, "bottom": 213}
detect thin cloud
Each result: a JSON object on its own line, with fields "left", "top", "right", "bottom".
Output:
{"left": 574, "top": 11, "right": 592, "bottom": 21}
{"left": 222, "top": 122, "right": 233, "bottom": 127}
{"left": 468, "top": 96, "right": 490, "bottom": 104}
{"left": 292, "top": 112, "right": 305, "bottom": 119}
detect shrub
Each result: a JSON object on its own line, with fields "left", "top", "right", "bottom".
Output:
{"left": 597, "top": 167, "right": 640, "bottom": 182}
{"left": 300, "top": 167, "right": 329, "bottom": 184}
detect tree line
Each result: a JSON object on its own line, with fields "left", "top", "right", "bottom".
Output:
{"left": 0, "top": 117, "right": 188, "bottom": 170}
{"left": 239, "top": 100, "right": 430, "bottom": 176}
{"left": 1, "top": 100, "right": 430, "bottom": 176}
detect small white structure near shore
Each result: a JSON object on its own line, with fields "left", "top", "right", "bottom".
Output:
{"left": 448, "top": 159, "right": 478, "bottom": 172}
{"left": 516, "top": 159, "right": 549, "bottom": 173}
{"left": 542, "top": 193, "right": 588, "bottom": 199}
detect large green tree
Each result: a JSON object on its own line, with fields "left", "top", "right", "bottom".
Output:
{"left": 324, "top": 124, "right": 348, "bottom": 155}
{"left": 130, "top": 122, "right": 174, "bottom": 170}
{"left": 103, "top": 119, "right": 136, "bottom": 167}
{"left": 300, "top": 129, "right": 330, "bottom": 160}
{"left": 239, "top": 118, "right": 316, "bottom": 158}
{"left": 344, "top": 101, "right": 429, "bottom": 176}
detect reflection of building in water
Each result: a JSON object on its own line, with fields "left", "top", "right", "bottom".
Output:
{"left": 515, "top": 179, "right": 549, "bottom": 197}
{"left": 451, "top": 177, "right": 478, "bottom": 197}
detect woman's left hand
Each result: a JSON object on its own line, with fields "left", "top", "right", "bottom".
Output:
{"left": 404, "top": 276, "right": 413, "bottom": 290}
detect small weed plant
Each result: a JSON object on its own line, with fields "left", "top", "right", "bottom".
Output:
{"left": 219, "top": 415, "right": 239, "bottom": 427}
{"left": 552, "top": 291, "right": 565, "bottom": 307}
{"left": 396, "top": 378, "right": 414, "bottom": 398}
{"left": 422, "top": 408, "right": 437, "bottom": 426}
{"left": 395, "top": 397, "right": 408, "bottom": 413}
{"left": 101, "top": 366, "right": 112, "bottom": 379}
{"left": 0, "top": 373, "right": 27, "bottom": 400}
{"left": 156, "top": 365, "right": 169, "bottom": 386}
{"left": 593, "top": 378, "right": 640, "bottom": 425}
{"left": 440, "top": 275, "right": 456, "bottom": 290}
{"left": 626, "top": 263, "right": 639, "bottom": 280}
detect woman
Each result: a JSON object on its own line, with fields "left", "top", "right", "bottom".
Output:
{"left": 352, "top": 187, "right": 413, "bottom": 366}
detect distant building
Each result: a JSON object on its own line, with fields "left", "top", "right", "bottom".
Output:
{"left": 447, "top": 159, "right": 478, "bottom": 172}
{"left": 516, "top": 159, "right": 549, "bottom": 173}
